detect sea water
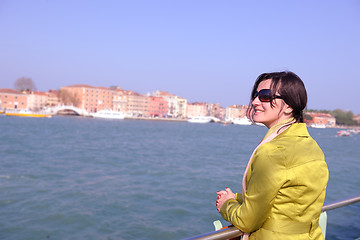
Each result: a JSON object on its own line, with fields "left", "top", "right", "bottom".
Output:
{"left": 0, "top": 116, "right": 359, "bottom": 240}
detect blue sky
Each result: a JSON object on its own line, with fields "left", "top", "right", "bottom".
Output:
{"left": 1, "top": 1, "right": 359, "bottom": 113}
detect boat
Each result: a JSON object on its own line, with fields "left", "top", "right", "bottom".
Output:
{"left": 5, "top": 109, "right": 52, "bottom": 118}
{"left": 337, "top": 130, "right": 350, "bottom": 136}
{"left": 187, "top": 116, "right": 213, "bottom": 123}
{"left": 91, "top": 109, "right": 125, "bottom": 119}
{"left": 310, "top": 123, "right": 326, "bottom": 128}
{"left": 349, "top": 129, "right": 360, "bottom": 134}
{"left": 232, "top": 117, "right": 252, "bottom": 125}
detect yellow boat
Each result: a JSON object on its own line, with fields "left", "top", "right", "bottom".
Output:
{"left": 5, "top": 110, "right": 52, "bottom": 118}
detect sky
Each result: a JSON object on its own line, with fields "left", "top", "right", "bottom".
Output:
{"left": 1, "top": 1, "right": 360, "bottom": 114}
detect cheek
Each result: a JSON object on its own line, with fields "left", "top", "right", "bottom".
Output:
{"left": 263, "top": 104, "right": 281, "bottom": 116}
{"left": 262, "top": 104, "right": 272, "bottom": 112}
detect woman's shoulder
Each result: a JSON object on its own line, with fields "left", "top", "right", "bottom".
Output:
{"left": 255, "top": 126, "right": 324, "bottom": 167}
{"left": 253, "top": 142, "right": 287, "bottom": 168}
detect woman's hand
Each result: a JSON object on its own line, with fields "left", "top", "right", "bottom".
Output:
{"left": 216, "top": 187, "right": 235, "bottom": 212}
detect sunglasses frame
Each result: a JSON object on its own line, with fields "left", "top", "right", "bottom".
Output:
{"left": 253, "top": 89, "right": 283, "bottom": 102}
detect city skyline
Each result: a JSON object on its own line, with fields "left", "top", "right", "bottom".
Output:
{"left": 2, "top": 80, "right": 359, "bottom": 115}
{"left": 1, "top": 1, "right": 360, "bottom": 114}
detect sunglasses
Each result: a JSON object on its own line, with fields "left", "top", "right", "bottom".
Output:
{"left": 253, "top": 89, "right": 283, "bottom": 102}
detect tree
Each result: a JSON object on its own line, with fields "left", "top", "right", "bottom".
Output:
{"left": 331, "top": 109, "right": 357, "bottom": 126}
{"left": 59, "top": 89, "right": 80, "bottom": 107}
{"left": 304, "top": 113, "right": 313, "bottom": 121}
{"left": 306, "top": 108, "right": 358, "bottom": 126}
{"left": 14, "top": 77, "right": 37, "bottom": 92}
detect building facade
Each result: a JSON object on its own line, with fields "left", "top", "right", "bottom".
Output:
{"left": 152, "top": 90, "right": 187, "bottom": 118}
{"left": 112, "top": 90, "right": 127, "bottom": 112}
{"left": 305, "top": 112, "right": 336, "bottom": 127}
{"left": 0, "top": 88, "right": 28, "bottom": 110}
{"left": 186, "top": 102, "right": 208, "bottom": 117}
{"left": 207, "top": 103, "right": 225, "bottom": 120}
{"left": 27, "top": 91, "right": 49, "bottom": 111}
{"left": 46, "top": 90, "right": 61, "bottom": 107}
{"left": 147, "top": 96, "right": 168, "bottom": 117}
{"left": 61, "top": 85, "right": 116, "bottom": 113}
{"left": 176, "top": 97, "right": 187, "bottom": 118}
{"left": 122, "top": 91, "right": 148, "bottom": 117}
{"left": 225, "top": 105, "right": 248, "bottom": 121}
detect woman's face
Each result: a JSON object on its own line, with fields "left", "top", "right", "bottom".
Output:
{"left": 252, "top": 79, "right": 292, "bottom": 129}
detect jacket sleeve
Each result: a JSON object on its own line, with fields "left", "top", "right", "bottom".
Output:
{"left": 220, "top": 144, "right": 286, "bottom": 233}
{"left": 235, "top": 193, "right": 243, "bottom": 204}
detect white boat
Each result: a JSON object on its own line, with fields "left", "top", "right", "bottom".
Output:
{"left": 349, "top": 129, "right": 360, "bottom": 134}
{"left": 232, "top": 117, "right": 252, "bottom": 125}
{"left": 91, "top": 109, "right": 125, "bottom": 119}
{"left": 187, "top": 116, "right": 213, "bottom": 123}
{"left": 337, "top": 130, "right": 350, "bottom": 136}
{"left": 311, "top": 124, "right": 326, "bottom": 128}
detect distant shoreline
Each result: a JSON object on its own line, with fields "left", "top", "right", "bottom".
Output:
{"left": 124, "top": 116, "right": 188, "bottom": 122}
{"left": 5, "top": 113, "right": 360, "bottom": 128}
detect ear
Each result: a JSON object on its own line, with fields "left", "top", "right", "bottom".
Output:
{"left": 284, "top": 105, "right": 293, "bottom": 115}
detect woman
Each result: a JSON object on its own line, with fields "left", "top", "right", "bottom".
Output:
{"left": 216, "top": 71, "right": 328, "bottom": 240}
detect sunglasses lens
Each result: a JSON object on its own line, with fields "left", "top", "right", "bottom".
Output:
{"left": 258, "top": 89, "right": 272, "bottom": 102}
{"left": 253, "top": 89, "right": 282, "bottom": 102}
{"left": 259, "top": 94, "right": 271, "bottom": 102}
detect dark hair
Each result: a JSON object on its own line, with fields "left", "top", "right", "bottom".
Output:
{"left": 247, "top": 71, "right": 307, "bottom": 123}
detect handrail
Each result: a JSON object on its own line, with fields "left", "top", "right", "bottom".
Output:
{"left": 321, "top": 195, "right": 360, "bottom": 212}
{"left": 185, "top": 195, "right": 360, "bottom": 240}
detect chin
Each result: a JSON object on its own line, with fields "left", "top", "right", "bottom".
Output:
{"left": 253, "top": 116, "right": 263, "bottom": 123}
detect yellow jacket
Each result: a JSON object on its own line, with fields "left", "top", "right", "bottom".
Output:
{"left": 220, "top": 123, "right": 329, "bottom": 240}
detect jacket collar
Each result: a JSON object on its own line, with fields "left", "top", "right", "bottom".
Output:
{"left": 282, "top": 123, "right": 310, "bottom": 137}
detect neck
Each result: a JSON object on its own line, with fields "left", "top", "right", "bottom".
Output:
{"left": 264, "top": 118, "right": 295, "bottom": 139}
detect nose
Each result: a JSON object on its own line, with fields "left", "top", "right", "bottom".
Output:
{"left": 252, "top": 95, "right": 261, "bottom": 106}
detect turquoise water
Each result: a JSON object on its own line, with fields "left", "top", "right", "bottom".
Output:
{"left": 0, "top": 116, "right": 359, "bottom": 240}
